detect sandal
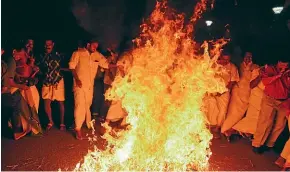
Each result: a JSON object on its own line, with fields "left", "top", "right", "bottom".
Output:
{"left": 60, "top": 124, "right": 66, "bottom": 131}
{"left": 46, "top": 123, "right": 54, "bottom": 131}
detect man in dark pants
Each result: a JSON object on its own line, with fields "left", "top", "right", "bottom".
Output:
{"left": 91, "top": 66, "right": 105, "bottom": 121}
{"left": 1, "top": 47, "right": 31, "bottom": 140}
{"left": 91, "top": 46, "right": 118, "bottom": 122}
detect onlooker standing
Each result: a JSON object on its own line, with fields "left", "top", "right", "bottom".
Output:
{"left": 69, "top": 38, "right": 118, "bottom": 140}
{"left": 252, "top": 61, "right": 290, "bottom": 154}
{"left": 24, "top": 39, "right": 34, "bottom": 59}
{"left": 2, "top": 46, "right": 42, "bottom": 140}
{"left": 275, "top": 105, "right": 290, "bottom": 170}
{"left": 221, "top": 51, "right": 259, "bottom": 141}
{"left": 92, "top": 44, "right": 118, "bottom": 122}
{"left": 91, "top": 58, "right": 106, "bottom": 121}
{"left": 205, "top": 51, "right": 240, "bottom": 139}
{"left": 38, "top": 39, "right": 66, "bottom": 131}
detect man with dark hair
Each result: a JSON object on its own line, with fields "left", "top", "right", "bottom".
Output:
{"left": 24, "top": 39, "right": 34, "bottom": 58}
{"left": 38, "top": 39, "right": 66, "bottom": 131}
{"left": 2, "top": 45, "right": 42, "bottom": 140}
{"left": 221, "top": 50, "right": 259, "bottom": 141}
{"left": 69, "top": 38, "right": 119, "bottom": 140}
{"left": 205, "top": 50, "right": 240, "bottom": 139}
{"left": 252, "top": 60, "right": 290, "bottom": 154}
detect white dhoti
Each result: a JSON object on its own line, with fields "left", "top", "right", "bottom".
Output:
{"left": 69, "top": 48, "right": 111, "bottom": 131}
{"left": 21, "top": 85, "right": 40, "bottom": 113}
{"left": 41, "top": 78, "right": 65, "bottom": 102}
{"left": 106, "top": 101, "right": 127, "bottom": 123}
{"left": 221, "top": 66, "right": 253, "bottom": 133}
{"left": 74, "top": 87, "right": 93, "bottom": 130}
{"left": 221, "top": 85, "right": 250, "bottom": 133}
{"left": 233, "top": 85, "right": 264, "bottom": 134}
{"left": 252, "top": 95, "right": 287, "bottom": 148}
{"left": 205, "top": 92, "right": 230, "bottom": 127}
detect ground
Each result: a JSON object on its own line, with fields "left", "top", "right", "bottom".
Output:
{"left": 1, "top": 122, "right": 283, "bottom": 171}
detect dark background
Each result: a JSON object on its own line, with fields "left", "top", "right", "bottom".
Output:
{"left": 1, "top": 0, "right": 289, "bottom": 64}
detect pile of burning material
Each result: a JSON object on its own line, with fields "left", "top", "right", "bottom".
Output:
{"left": 75, "top": 0, "right": 227, "bottom": 171}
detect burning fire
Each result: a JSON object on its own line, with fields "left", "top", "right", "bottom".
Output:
{"left": 75, "top": 0, "right": 227, "bottom": 171}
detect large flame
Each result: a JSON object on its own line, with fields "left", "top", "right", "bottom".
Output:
{"left": 75, "top": 0, "right": 227, "bottom": 171}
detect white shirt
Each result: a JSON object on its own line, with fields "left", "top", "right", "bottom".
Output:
{"left": 221, "top": 62, "right": 240, "bottom": 85}
{"left": 69, "top": 48, "right": 109, "bottom": 89}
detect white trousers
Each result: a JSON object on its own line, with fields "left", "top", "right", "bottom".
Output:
{"left": 74, "top": 87, "right": 93, "bottom": 130}
{"left": 205, "top": 92, "right": 230, "bottom": 127}
{"left": 252, "top": 95, "right": 287, "bottom": 147}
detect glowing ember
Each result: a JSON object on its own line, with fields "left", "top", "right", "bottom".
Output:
{"left": 75, "top": 0, "right": 227, "bottom": 171}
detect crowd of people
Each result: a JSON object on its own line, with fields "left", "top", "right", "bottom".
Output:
{"left": 204, "top": 50, "right": 290, "bottom": 170}
{"left": 1, "top": 38, "right": 289, "bottom": 170}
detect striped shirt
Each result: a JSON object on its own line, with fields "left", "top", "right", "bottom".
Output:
{"left": 39, "top": 52, "right": 63, "bottom": 86}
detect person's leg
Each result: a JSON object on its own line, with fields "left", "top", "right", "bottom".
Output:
{"left": 54, "top": 78, "right": 66, "bottom": 130}
{"left": 221, "top": 88, "right": 247, "bottom": 134}
{"left": 284, "top": 153, "right": 290, "bottom": 170}
{"left": 58, "top": 101, "right": 65, "bottom": 130}
{"left": 85, "top": 89, "right": 94, "bottom": 129}
{"left": 100, "top": 84, "right": 111, "bottom": 121}
{"left": 30, "top": 86, "right": 40, "bottom": 113}
{"left": 91, "top": 80, "right": 104, "bottom": 117}
{"left": 252, "top": 95, "right": 275, "bottom": 153}
{"left": 42, "top": 85, "right": 54, "bottom": 129}
{"left": 11, "top": 91, "right": 30, "bottom": 140}
{"left": 44, "top": 99, "right": 53, "bottom": 128}
{"left": 266, "top": 107, "right": 287, "bottom": 148}
{"left": 215, "top": 92, "right": 230, "bottom": 138}
{"left": 216, "top": 92, "right": 230, "bottom": 127}
{"left": 74, "top": 89, "right": 86, "bottom": 139}
{"left": 276, "top": 118, "right": 290, "bottom": 168}
{"left": 276, "top": 139, "right": 290, "bottom": 167}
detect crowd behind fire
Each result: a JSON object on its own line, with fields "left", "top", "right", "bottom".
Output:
{"left": 1, "top": 38, "right": 290, "bottom": 170}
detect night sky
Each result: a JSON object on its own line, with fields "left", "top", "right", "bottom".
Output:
{"left": 1, "top": 0, "right": 289, "bottom": 64}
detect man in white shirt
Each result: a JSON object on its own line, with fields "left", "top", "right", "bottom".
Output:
{"left": 206, "top": 51, "right": 240, "bottom": 139}
{"left": 69, "top": 39, "right": 119, "bottom": 140}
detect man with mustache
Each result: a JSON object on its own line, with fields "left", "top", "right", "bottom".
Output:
{"left": 25, "top": 39, "right": 34, "bottom": 58}
{"left": 38, "top": 39, "right": 66, "bottom": 131}
{"left": 69, "top": 38, "right": 119, "bottom": 140}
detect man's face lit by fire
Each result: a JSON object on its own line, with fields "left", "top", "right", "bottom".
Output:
{"left": 45, "top": 40, "right": 54, "bottom": 53}
{"left": 25, "top": 39, "right": 34, "bottom": 52}
{"left": 243, "top": 52, "right": 252, "bottom": 65}
{"left": 276, "top": 61, "right": 289, "bottom": 73}
{"left": 87, "top": 42, "right": 99, "bottom": 53}
{"left": 13, "top": 49, "right": 26, "bottom": 62}
{"left": 218, "top": 55, "right": 231, "bottom": 66}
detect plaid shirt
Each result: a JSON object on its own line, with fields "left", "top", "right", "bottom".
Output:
{"left": 39, "top": 52, "right": 63, "bottom": 86}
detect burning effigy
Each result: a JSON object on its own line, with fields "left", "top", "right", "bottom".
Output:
{"left": 75, "top": 0, "right": 227, "bottom": 171}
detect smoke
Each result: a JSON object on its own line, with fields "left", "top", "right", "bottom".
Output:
{"left": 71, "top": 0, "right": 205, "bottom": 49}
{"left": 71, "top": 0, "right": 151, "bottom": 49}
